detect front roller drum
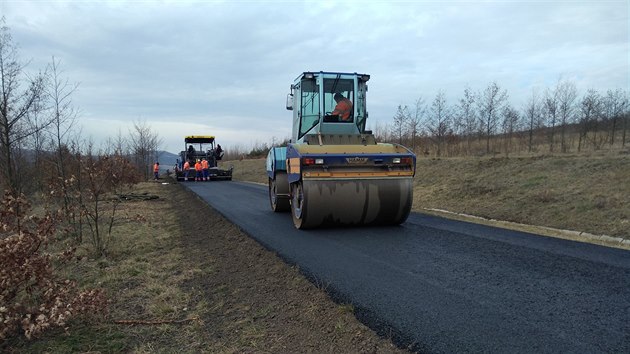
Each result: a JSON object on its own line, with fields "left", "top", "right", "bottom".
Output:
{"left": 290, "top": 178, "right": 413, "bottom": 229}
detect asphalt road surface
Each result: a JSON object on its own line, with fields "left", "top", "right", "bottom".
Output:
{"left": 183, "top": 181, "right": 630, "bottom": 353}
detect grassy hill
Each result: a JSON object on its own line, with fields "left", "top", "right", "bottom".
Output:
{"left": 221, "top": 153, "right": 630, "bottom": 242}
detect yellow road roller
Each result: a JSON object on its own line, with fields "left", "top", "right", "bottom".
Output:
{"left": 266, "top": 72, "right": 416, "bottom": 229}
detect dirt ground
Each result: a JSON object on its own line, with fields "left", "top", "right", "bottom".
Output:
{"left": 166, "top": 182, "right": 407, "bottom": 353}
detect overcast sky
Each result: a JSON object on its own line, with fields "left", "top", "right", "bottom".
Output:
{"left": 2, "top": 0, "right": 628, "bottom": 153}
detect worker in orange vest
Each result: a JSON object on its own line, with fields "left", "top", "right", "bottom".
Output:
{"left": 332, "top": 93, "right": 353, "bottom": 121}
{"left": 183, "top": 160, "right": 191, "bottom": 181}
{"left": 201, "top": 158, "right": 209, "bottom": 181}
{"left": 194, "top": 159, "right": 202, "bottom": 181}
{"left": 153, "top": 162, "right": 160, "bottom": 180}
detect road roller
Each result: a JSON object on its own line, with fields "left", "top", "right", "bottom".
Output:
{"left": 266, "top": 71, "right": 416, "bottom": 229}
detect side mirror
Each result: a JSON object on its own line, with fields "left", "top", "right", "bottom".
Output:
{"left": 286, "top": 93, "right": 293, "bottom": 110}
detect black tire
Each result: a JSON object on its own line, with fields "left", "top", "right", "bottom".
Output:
{"left": 269, "top": 173, "right": 290, "bottom": 212}
{"left": 291, "top": 181, "right": 308, "bottom": 229}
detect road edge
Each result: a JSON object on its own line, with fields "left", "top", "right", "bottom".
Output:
{"left": 423, "top": 208, "right": 630, "bottom": 251}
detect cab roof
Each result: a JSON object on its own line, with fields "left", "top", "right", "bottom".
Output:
{"left": 295, "top": 71, "right": 370, "bottom": 82}
{"left": 185, "top": 135, "right": 215, "bottom": 143}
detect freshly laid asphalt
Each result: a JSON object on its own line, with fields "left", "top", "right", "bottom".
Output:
{"left": 183, "top": 181, "right": 630, "bottom": 353}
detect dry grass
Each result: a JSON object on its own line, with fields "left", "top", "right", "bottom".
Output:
{"left": 7, "top": 181, "right": 404, "bottom": 353}
{"left": 222, "top": 153, "right": 630, "bottom": 241}
{"left": 220, "top": 158, "right": 267, "bottom": 184}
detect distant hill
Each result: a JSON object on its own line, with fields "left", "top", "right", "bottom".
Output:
{"left": 157, "top": 151, "right": 180, "bottom": 170}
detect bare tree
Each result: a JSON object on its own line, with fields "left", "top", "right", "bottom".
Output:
{"left": 391, "top": 105, "right": 409, "bottom": 145}
{"left": 523, "top": 88, "right": 544, "bottom": 153}
{"left": 455, "top": 87, "right": 477, "bottom": 154}
{"left": 407, "top": 97, "right": 426, "bottom": 152}
{"left": 128, "top": 119, "right": 162, "bottom": 180}
{"left": 0, "top": 19, "right": 48, "bottom": 193}
{"left": 602, "top": 88, "right": 628, "bottom": 146}
{"left": 426, "top": 91, "right": 451, "bottom": 157}
{"left": 556, "top": 79, "right": 578, "bottom": 152}
{"left": 543, "top": 86, "right": 559, "bottom": 152}
{"left": 106, "top": 128, "right": 129, "bottom": 156}
{"left": 501, "top": 104, "right": 520, "bottom": 156}
{"left": 43, "top": 56, "right": 82, "bottom": 238}
{"left": 477, "top": 82, "right": 508, "bottom": 154}
{"left": 577, "top": 89, "right": 602, "bottom": 152}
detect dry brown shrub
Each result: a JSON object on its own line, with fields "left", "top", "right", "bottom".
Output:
{"left": 0, "top": 191, "right": 107, "bottom": 341}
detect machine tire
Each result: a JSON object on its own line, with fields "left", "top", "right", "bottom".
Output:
{"left": 269, "top": 173, "right": 290, "bottom": 212}
{"left": 291, "top": 181, "right": 310, "bottom": 229}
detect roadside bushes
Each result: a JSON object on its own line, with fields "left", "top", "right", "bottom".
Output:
{"left": 0, "top": 192, "right": 107, "bottom": 341}
{"left": 45, "top": 148, "right": 141, "bottom": 256}
{"left": 1, "top": 151, "right": 141, "bottom": 342}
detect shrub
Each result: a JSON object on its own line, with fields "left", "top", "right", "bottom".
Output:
{"left": 0, "top": 191, "right": 107, "bottom": 341}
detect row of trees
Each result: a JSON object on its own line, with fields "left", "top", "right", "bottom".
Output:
{"left": 376, "top": 80, "right": 629, "bottom": 157}
{"left": 1, "top": 18, "right": 163, "bottom": 341}
{"left": 0, "top": 19, "right": 162, "bottom": 195}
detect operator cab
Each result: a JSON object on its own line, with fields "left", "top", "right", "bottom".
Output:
{"left": 179, "top": 135, "right": 223, "bottom": 169}
{"left": 286, "top": 72, "right": 370, "bottom": 144}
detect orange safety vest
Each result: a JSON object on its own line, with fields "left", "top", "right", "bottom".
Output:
{"left": 195, "top": 162, "right": 202, "bottom": 171}
{"left": 153, "top": 163, "right": 159, "bottom": 172}
{"left": 201, "top": 160, "right": 209, "bottom": 169}
{"left": 332, "top": 98, "right": 353, "bottom": 121}
{"left": 183, "top": 161, "right": 190, "bottom": 170}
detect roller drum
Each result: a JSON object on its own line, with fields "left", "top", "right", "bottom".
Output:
{"left": 291, "top": 177, "right": 413, "bottom": 229}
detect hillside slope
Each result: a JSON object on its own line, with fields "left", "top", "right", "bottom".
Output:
{"left": 221, "top": 154, "right": 629, "bottom": 241}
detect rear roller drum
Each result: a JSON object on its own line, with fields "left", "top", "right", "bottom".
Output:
{"left": 269, "top": 172, "right": 290, "bottom": 212}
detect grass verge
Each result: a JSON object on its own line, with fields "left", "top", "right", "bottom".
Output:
{"left": 221, "top": 153, "right": 630, "bottom": 245}
{"left": 5, "top": 181, "right": 404, "bottom": 353}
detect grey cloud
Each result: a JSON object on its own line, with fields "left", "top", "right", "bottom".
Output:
{"left": 3, "top": 0, "right": 627, "bottom": 152}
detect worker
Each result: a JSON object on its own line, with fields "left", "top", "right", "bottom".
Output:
{"left": 201, "top": 158, "right": 209, "bottom": 181}
{"left": 153, "top": 162, "right": 160, "bottom": 180}
{"left": 216, "top": 144, "right": 223, "bottom": 160}
{"left": 187, "top": 144, "right": 195, "bottom": 162}
{"left": 332, "top": 93, "right": 353, "bottom": 121}
{"left": 194, "top": 159, "right": 202, "bottom": 181}
{"left": 183, "top": 160, "right": 190, "bottom": 181}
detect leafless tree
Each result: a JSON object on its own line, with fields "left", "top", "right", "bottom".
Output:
{"left": 556, "top": 79, "right": 578, "bottom": 152}
{"left": 128, "top": 119, "right": 162, "bottom": 180}
{"left": 522, "top": 88, "right": 544, "bottom": 153}
{"left": 43, "top": 57, "right": 81, "bottom": 233}
{"left": 407, "top": 97, "right": 426, "bottom": 152}
{"left": 543, "top": 86, "right": 559, "bottom": 152}
{"left": 106, "top": 128, "right": 129, "bottom": 156}
{"left": 426, "top": 91, "right": 451, "bottom": 157}
{"left": 501, "top": 104, "right": 520, "bottom": 156}
{"left": 22, "top": 106, "right": 48, "bottom": 192}
{"left": 602, "top": 88, "right": 628, "bottom": 146}
{"left": 577, "top": 89, "right": 602, "bottom": 152}
{"left": 455, "top": 87, "right": 477, "bottom": 154}
{"left": 0, "top": 19, "right": 49, "bottom": 193}
{"left": 391, "top": 105, "right": 409, "bottom": 145}
{"left": 477, "top": 82, "right": 508, "bottom": 154}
